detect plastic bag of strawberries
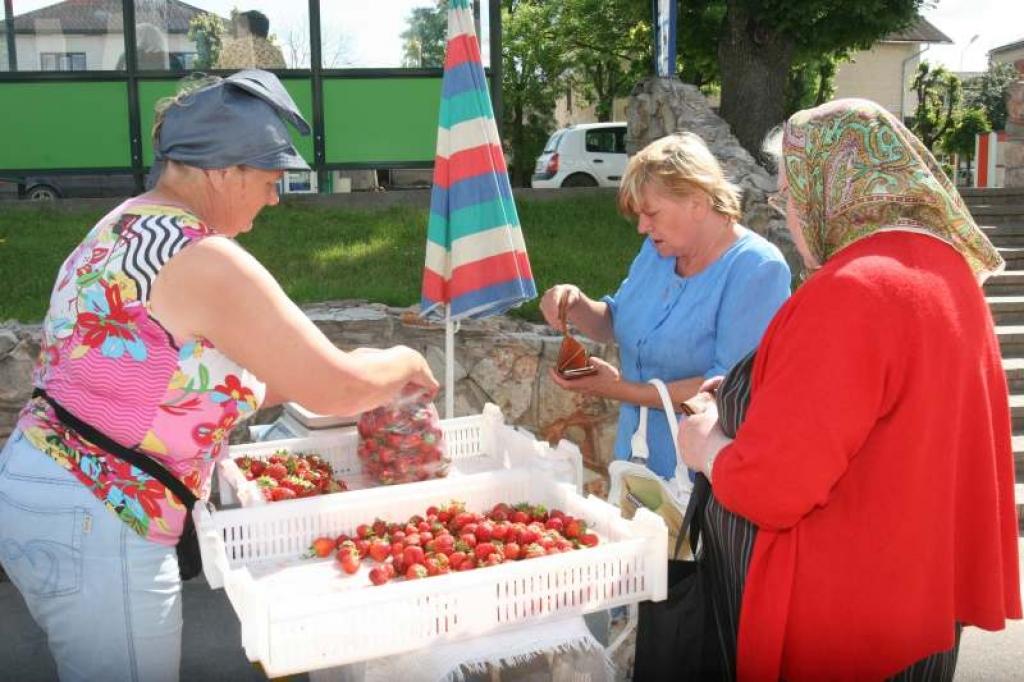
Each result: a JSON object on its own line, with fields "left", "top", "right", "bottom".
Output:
{"left": 356, "top": 392, "right": 448, "bottom": 485}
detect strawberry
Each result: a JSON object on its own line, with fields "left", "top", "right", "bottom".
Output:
{"left": 337, "top": 547, "right": 360, "bottom": 575}
{"left": 475, "top": 521, "right": 494, "bottom": 542}
{"left": 368, "top": 565, "right": 390, "bottom": 585}
{"left": 403, "top": 545, "right": 426, "bottom": 567}
{"left": 270, "top": 487, "right": 296, "bottom": 501}
{"left": 503, "top": 542, "right": 521, "bottom": 561}
{"left": 523, "top": 543, "right": 546, "bottom": 559}
{"left": 580, "top": 533, "right": 599, "bottom": 548}
{"left": 306, "top": 537, "right": 335, "bottom": 559}
{"left": 449, "top": 551, "right": 467, "bottom": 568}
{"left": 356, "top": 524, "right": 372, "bottom": 540}
{"left": 474, "top": 542, "right": 497, "bottom": 561}
{"left": 368, "top": 540, "right": 391, "bottom": 563}
{"left": 563, "top": 519, "right": 585, "bottom": 539}
{"left": 265, "top": 463, "right": 288, "bottom": 481}
{"left": 405, "top": 563, "right": 428, "bottom": 580}
{"left": 545, "top": 517, "right": 564, "bottom": 533}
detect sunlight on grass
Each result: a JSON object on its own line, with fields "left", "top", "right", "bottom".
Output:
{"left": 311, "top": 237, "right": 394, "bottom": 265}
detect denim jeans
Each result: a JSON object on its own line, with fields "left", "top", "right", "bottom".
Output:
{"left": 0, "top": 429, "right": 182, "bottom": 682}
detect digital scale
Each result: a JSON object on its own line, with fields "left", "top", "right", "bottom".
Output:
{"left": 250, "top": 402, "right": 358, "bottom": 441}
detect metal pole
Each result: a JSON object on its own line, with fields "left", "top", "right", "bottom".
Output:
{"left": 4, "top": 0, "right": 16, "bottom": 71}
{"left": 445, "top": 304, "right": 455, "bottom": 419}
{"left": 123, "top": 0, "right": 144, "bottom": 194}
{"left": 489, "top": 0, "right": 502, "bottom": 132}
{"left": 309, "top": 0, "right": 327, "bottom": 194}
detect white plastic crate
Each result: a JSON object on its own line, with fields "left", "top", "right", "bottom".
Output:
{"left": 219, "top": 404, "right": 577, "bottom": 506}
{"left": 195, "top": 467, "right": 667, "bottom": 677}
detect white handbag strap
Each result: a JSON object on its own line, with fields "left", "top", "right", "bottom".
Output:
{"left": 629, "top": 378, "right": 679, "bottom": 463}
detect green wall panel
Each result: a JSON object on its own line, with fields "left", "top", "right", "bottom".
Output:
{"left": 0, "top": 82, "right": 130, "bottom": 169}
{"left": 323, "top": 78, "right": 441, "bottom": 163}
{"left": 138, "top": 79, "right": 315, "bottom": 166}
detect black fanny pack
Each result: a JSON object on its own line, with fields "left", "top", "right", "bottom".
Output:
{"left": 32, "top": 388, "right": 203, "bottom": 581}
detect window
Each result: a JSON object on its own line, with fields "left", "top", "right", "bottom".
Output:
{"left": 586, "top": 128, "right": 626, "bottom": 154}
{"left": 40, "top": 52, "right": 86, "bottom": 71}
{"left": 543, "top": 131, "right": 565, "bottom": 153}
{"left": 3, "top": 1, "right": 122, "bottom": 72}
{"left": 318, "top": 0, "right": 489, "bottom": 69}
{"left": 132, "top": 1, "right": 309, "bottom": 71}
{"left": 169, "top": 52, "right": 197, "bottom": 71}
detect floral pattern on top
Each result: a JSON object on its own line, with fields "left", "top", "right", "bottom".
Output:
{"left": 17, "top": 199, "right": 265, "bottom": 545}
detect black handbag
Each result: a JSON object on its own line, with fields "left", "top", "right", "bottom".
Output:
{"left": 32, "top": 388, "right": 203, "bottom": 581}
{"left": 633, "top": 472, "right": 725, "bottom": 681}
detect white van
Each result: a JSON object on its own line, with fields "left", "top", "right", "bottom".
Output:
{"left": 531, "top": 122, "right": 627, "bottom": 188}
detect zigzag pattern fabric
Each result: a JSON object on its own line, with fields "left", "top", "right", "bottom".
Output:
{"left": 420, "top": 0, "right": 536, "bottom": 319}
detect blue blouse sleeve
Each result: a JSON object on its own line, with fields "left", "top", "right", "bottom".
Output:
{"left": 706, "top": 251, "right": 791, "bottom": 378}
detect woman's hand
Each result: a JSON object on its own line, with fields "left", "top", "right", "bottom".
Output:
{"left": 699, "top": 375, "right": 724, "bottom": 395}
{"left": 540, "top": 284, "right": 582, "bottom": 331}
{"left": 548, "top": 356, "right": 621, "bottom": 398}
{"left": 392, "top": 345, "right": 439, "bottom": 399}
{"left": 679, "top": 400, "right": 732, "bottom": 477}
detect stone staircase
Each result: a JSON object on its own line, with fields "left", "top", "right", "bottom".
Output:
{"left": 962, "top": 187, "right": 1024, "bottom": 523}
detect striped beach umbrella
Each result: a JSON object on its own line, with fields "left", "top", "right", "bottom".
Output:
{"left": 420, "top": 0, "right": 536, "bottom": 321}
{"left": 420, "top": 0, "right": 536, "bottom": 417}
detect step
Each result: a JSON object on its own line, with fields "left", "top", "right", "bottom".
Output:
{"left": 1012, "top": 394, "right": 1024, "bottom": 431}
{"left": 1004, "top": 358, "right": 1024, "bottom": 392}
{"left": 960, "top": 187, "right": 1024, "bottom": 199}
{"left": 997, "top": 248, "right": 1024, "bottom": 269}
{"left": 988, "top": 296, "right": 1024, "bottom": 325}
{"left": 981, "top": 223, "right": 1024, "bottom": 247}
{"left": 996, "top": 325, "right": 1024, "bottom": 356}
{"left": 984, "top": 270, "right": 1024, "bottom": 295}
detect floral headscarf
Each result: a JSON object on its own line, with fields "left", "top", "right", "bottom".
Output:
{"left": 782, "top": 98, "right": 1004, "bottom": 282}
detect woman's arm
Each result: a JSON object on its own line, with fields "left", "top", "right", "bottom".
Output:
{"left": 706, "top": 275, "right": 893, "bottom": 531}
{"left": 549, "top": 356, "right": 705, "bottom": 408}
{"left": 149, "top": 237, "right": 438, "bottom": 416}
{"left": 539, "top": 284, "right": 614, "bottom": 343}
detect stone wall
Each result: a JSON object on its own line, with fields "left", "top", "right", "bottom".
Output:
{"left": 1005, "top": 60, "right": 1024, "bottom": 189}
{"left": 0, "top": 303, "right": 621, "bottom": 496}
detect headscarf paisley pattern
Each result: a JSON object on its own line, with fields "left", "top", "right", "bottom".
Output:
{"left": 782, "top": 98, "right": 1004, "bottom": 283}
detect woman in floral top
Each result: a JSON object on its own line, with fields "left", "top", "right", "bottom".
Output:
{"left": 0, "top": 70, "right": 437, "bottom": 682}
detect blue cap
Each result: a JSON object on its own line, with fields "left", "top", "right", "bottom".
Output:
{"left": 148, "top": 70, "right": 311, "bottom": 187}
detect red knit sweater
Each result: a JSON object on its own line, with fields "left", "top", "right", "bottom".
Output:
{"left": 712, "top": 231, "right": 1021, "bottom": 681}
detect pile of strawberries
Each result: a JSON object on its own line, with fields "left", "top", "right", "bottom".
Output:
{"left": 356, "top": 398, "right": 448, "bottom": 486}
{"left": 235, "top": 450, "right": 348, "bottom": 502}
{"left": 305, "top": 500, "right": 600, "bottom": 586}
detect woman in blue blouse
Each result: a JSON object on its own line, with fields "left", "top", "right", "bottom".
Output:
{"left": 541, "top": 133, "right": 791, "bottom": 480}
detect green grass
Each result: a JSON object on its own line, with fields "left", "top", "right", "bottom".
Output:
{"left": 0, "top": 194, "right": 643, "bottom": 323}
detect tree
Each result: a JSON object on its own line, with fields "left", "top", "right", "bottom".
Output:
{"left": 963, "top": 62, "right": 1019, "bottom": 131}
{"left": 785, "top": 52, "right": 844, "bottom": 116}
{"left": 911, "top": 62, "right": 962, "bottom": 152}
{"left": 188, "top": 12, "right": 226, "bottom": 70}
{"left": 677, "top": 0, "right": 923, "bottom": 159}
{"left": 401, "top": 1, "right": 449, "bottom": 68}
{"left": 942, "top": 107, "right": 991, "bottom": 174}
{"left": 501, "top": 0, "right": 567, "bottom": 187}
{"left": 556, "top": 0, "right": 651, "bottom": 122}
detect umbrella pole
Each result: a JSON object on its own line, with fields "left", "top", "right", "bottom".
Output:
{"left": 445, "top": 304, "right": 455, "bottom": 419}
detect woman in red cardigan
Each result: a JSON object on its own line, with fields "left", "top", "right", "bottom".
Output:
{"left": 681, "top": 98, "right": 1021, "bottom": 681}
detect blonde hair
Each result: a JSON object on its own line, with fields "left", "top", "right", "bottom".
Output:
{"left": 151, "top": 74, "right": 223, "bottom": 148}
{"left": 618, "top": 132, "right": 742, "bottom": 221}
